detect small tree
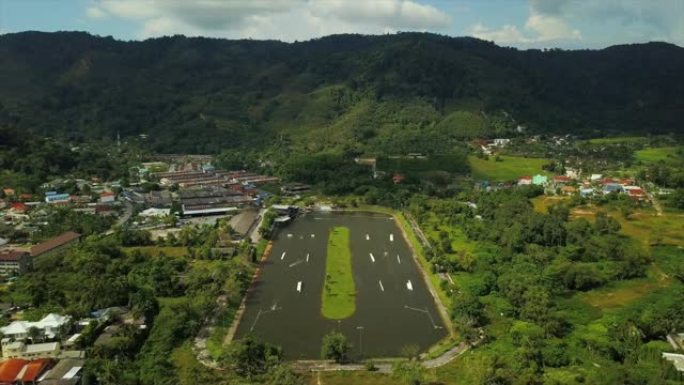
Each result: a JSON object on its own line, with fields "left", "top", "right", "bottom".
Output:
{"left": 391, "top": 360, "right": 425, "bottom": 385}
{"left": 27, "top": 326, "right": 42, "bottom": 343}
{"left": 321, "top": 330, "right": 351, "bottom": 363}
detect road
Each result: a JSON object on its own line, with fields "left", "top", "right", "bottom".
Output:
{"left": 105, "top": 200, "right": 134, "bottom": 235}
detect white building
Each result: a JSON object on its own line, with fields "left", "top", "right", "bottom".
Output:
{"left": 1, "top": 340, "right": 60, "bottom": 359}
{"left": 663, "top": 353, "right": 684, "bottom": 372}
{"left": 0, "top": 313, "right": 70, "bottom": 340}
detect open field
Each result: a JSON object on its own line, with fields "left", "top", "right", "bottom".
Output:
{"left": 570, "top": 206, "right": 684, "bottom": 247}
{"left": 233, "top": 212, "right": 447, "bottom": 359}
{"left": 468, "top": 155, "right": 550, "bottom": 181}
{"left": 531, "top": 195, "right": 570, "bottom": 214}
{"left": 322, "top": 226, "right": 356, "bottom": 319}
{"left": 635, "top": 146, "right": 683, "bottom": 164}
{"left": 587, "top": 136, "right": 648, "bottom": 144}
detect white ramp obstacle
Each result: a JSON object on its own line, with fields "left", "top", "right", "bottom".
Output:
{"left": 406, "top": 280, "right": 413, "bottom": 291}
{"left": 281, "top": 252, "right": 286, "bottom": 260}
{"left": 297, "top": 281, "right": 302, "bottom": 292}
{"left": 369, "top": 253, "right": 375, "bottom": 263}
{"left": 390, "top": 233, "right": 394, "bottom": 242}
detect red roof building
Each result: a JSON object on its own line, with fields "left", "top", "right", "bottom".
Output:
{"left": 18, "top": 358, "right": 53, "bottom": 383}
{"left": 553, "top": 175, "right": 572, "bottom": 183}
{"left": 18, "top": 194, "right": 33, "bottom": 201}
{"left": 0, "top": 358, "right": 28, "bottom": 385}
{"left": 10, "top": 202, "right": 28, "bottom": 214}
{"left": 30, "top": 231, "right": 81, "bottom": 258}
{"left": 392, "top": 173, "right": 405, "bottom": 184}
{"left": 518, "top": 176, "right": 533, "bottom": 185}
{"left": 2, "top": 189, "right": 15, "bottom": 197}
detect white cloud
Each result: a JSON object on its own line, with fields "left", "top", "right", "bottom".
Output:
{"left": 86, "top": 6, "right": 107, "bottom": 20}
{"left": 470, "top": 0, "right": 581, "bottom": 45}
{"left": 85, "top": 0, "right": 452, "bottom": 40}
{"left": 471, "top": 23, "right": 530, "bottom": 44}
{"left": 525, "top": 13, "right": 580, "bottom": 41}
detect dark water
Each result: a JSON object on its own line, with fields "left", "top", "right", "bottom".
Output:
{"left": 234, "top": 212, "right": 447, "bottom": 359}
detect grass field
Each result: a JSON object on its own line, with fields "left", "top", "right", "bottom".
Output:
{"left": 468, "top": 155, "right": 550, "bottom": 181}
{"left": 321, "top": 226, "right": 356, "bottom": 319}
{"left": 531, "top": 196, "right": 570, "bottom": 214}
{"left": 587, "top": 136, "right": 647, "bottom": 144}
{"left": 634, "top": 146, "right": 683, "bottom": 164}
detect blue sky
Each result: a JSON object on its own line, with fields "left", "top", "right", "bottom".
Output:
{"left": 1, "top": 0, "right": 682, "bottom": 49}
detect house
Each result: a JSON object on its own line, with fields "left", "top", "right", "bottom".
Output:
{"left": 0, "top": 358, "right": 28, "bottom": 385}
{"left": 492, "top": 138, "right": 511, "bottom": 147}
{"left": 18, "top": 193, "right": 32, "bottom": 201}
{"left": 663, "top": 353, "right": 684, "bottom": 372}
{"left": 36, "top": 358, "right": 84, "bottom": 385}
{"left": 602, "top": 183, "right": 623, "bottom": 195}
{"left": 2, "top": 189, "right": 15, "bottom": 197}
{"left": 139, "top": 208, "right": 171, "bottom": 218}
{"left": 580, "top": 188, "right": 595, "bottom": 197}
{"left": 623, "top": 185, "right": 646, "bottom": 200}
{"left": 518, "top": 176, "right": 532, "bottom": 186}
{"left": 1, "top": 340, "right": 60, "bottom": 359}
{"left": 99, "top": 191, "right": 116, "bottom": 204}
{"left": 561, "top": 186, "right": 577, "bottom": 195}
{"left": 590, "top": 174, "right": 602, "bottom": 182}
{"left": 532, "top": 174, "right": 548, "bottom": 186}
{"left": 44, "top": 192, "right": 71, "bottom": 204}
{"left": 9, "top": 202, "right": 28, "bottom": 214}
{"left": 565, "top": 167, "right": 580, "bottom": 179}
{"left": 553, "top": 175, "right": 572, "bottom": 184}
{"left": 0, "top": 238, "right": 7, "bottom": 249}
{"left": 0, "top": 313, "right": 71, "bottom": 341}
{"left": 30, "top": 232, "right": 81, "bottom": 261}
{"left": 16, "top": 358, "right": 53, "bottom": 383}
{"left": 667, "top": 333, "right": 684, "bottom": 350}
{"left": 0, "top": 250, "right": 31, "bottom": 277}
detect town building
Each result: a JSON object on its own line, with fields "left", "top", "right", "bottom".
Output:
{"left": 0, "top": 358, "right": 28, "bottom": 385}
{"left": 0, "top": 313, "right": 71, "bottom": 341}
{"left": 518, "top": 176, "right": 532, "bottom": 186}
{"left": 99, "top": 191, "right": 116, "bottom": 204}
{"left": 30, "top": 232, "right": 81, "bottom": 261}
{"left": 532, "top": 174, "right": 548, "bottom": 186}
{"left": 44, "top": 192, "right": 71, "bottom": 204}
{"left": 35, "top": 358, "right": 84, "bottom": 385}
{"left": 1, "top": 340, "right": 60, "bottom": 359}
{"left": 663, "top": 353, "right": 684, "bottom": 372}
{"left": 0, "top": 250, "right": 31, "bottom": 277}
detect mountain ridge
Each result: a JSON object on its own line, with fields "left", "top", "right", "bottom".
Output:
{"left": 0, "top": 31, "right": 682, "bottom": 153}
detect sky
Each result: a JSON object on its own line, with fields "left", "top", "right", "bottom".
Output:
{"left": 0, "top": 0, "right": 683, "bottom": 49}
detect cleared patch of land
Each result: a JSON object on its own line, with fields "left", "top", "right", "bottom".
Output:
{"left": 587, "top": 136, "right": 647, "bottom": 144}
{"left": 322, "top": 226, "right": 356, "bottom": 319}
{"left": 468, "top": 155, "right": 550, "bottom": 181}
{"left": 531, "top": 196, "right": 570, "bottom": 214}
{"left": 635, "top": 146, "right": 683, "bottom": 164}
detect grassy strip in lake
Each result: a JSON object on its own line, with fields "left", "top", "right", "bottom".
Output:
{"left": 322, "top": 226, "right": 356, "bottom": 319}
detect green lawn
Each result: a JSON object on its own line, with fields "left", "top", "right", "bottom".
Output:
{"left": 634, "top": 146, "right": 683, "bottom": 164}
{"left": 468, "top": 155, "right": 550, "bottom": 181}
{"left": 322, "top": 226, "right": 356, "bottom": 319}
{"left": 587, "top": 136, "right": 648, "bottom": 144}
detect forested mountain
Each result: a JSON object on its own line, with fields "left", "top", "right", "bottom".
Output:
{"left": 0, "top": 31, "right": 683, "bottom": 154}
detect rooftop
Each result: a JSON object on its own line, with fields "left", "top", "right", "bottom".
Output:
{"left": 30, "top": 232, "right": 81, "bottom": 257}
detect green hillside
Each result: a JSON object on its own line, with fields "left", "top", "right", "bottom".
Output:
{"left": 0, "top": 32, "right": 683, "bottom": 155}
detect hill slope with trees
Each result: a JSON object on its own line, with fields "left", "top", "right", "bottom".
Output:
{"left": 0, "top": 31, "right": 683, "bottom": 154}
